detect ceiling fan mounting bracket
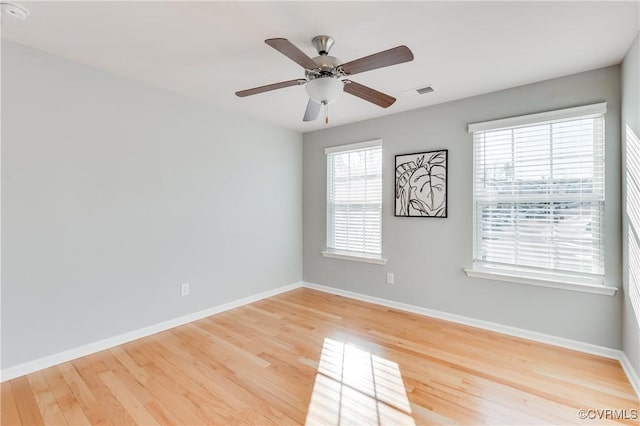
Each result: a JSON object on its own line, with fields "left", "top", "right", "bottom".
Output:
{"left": 312, "top": 35, "right": 334, "bottom": 56}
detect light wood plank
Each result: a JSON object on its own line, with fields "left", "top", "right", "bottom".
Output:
{"left": 10, "top": 376, "right": 45, "bottom": 426}
{"left": 57, "top": 363, "right": 112, "bottom": 425}
{"left": 42, "top": 366, "right": 91, "bottom": 425}
{"left": 71, "top": 358, "right": 138, "bottom": 426}
{"left": 96, "top": 371, "right": 158, "bottom": 425}
{"left": 1, "top": 382, "right": 22, "bottom": 426}
{"left": 26, "top": 372, "right": 67, "bottom": 426}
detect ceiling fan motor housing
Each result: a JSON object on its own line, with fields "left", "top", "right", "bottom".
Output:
{"left": 305, "top": 55, "right": 342, "bottom": 80}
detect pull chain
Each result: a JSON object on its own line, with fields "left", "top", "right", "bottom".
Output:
{"left": 323, "top": 101, "right": 329, "bottom": 124}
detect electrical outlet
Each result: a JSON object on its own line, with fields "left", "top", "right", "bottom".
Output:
{"left": 386, "top": 273, "right": 394, "bottom": 284}
{"left": 181, "top": 282, "right": 190, "bottom": 296}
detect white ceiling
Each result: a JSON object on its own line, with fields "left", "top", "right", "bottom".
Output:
{"left": 2, "top": 1, "right": 639, "bottom": 132}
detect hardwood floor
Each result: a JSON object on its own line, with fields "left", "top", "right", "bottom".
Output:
{"left": 2, "top": 288, "right": 638, "bottom": 425}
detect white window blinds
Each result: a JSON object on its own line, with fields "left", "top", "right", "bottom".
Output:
{"left": 471, "top": 104, "right": 606, "bottom": 277}
{"left": 326, "top": 140, "right": 382, "bottom": 255}
{"left": 626, "top": 124, "right": 640, "bottom": 326}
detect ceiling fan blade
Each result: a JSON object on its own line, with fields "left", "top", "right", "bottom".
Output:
{"left": 265, "top": 38, "right": 319, "bottom": 70}
{"left": 343, "top": 80, "right": 396, "bottom": 108}
{"left": 235, "top": 79, "right": 306, "bottom": 97}
{"left": 303, "top": 99, "right": 321, "bottom": 122}
{"left": 340, "top": 46, "right": 414, "bottom": 76}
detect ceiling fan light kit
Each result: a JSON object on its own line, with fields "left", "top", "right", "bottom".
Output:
{"left": 236, "top": 35, "right": 414, "bottom": 124}
{"left": 305, "top": 78, "right": 342, "bottom": 104}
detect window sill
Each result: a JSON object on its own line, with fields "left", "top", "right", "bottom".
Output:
{"left": 321, "top": 250, "right": 387, "bottom": 265}
{"left": 464, "top": 267, "right": 617, "bottom": 296}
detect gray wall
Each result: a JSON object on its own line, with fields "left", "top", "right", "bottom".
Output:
{"left": 621, "top": 32, "right": 640, "bottom": 376}
{"left": 1, "top": 41, "right": 302, "bottom": 368}
{"left": 303, "top": 66, "right": 622, "bottom": 349}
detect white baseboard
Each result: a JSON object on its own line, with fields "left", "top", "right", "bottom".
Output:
{"left": 302, "top": 281, "right": 640, "bottom": 399}
{"left": 1, "top": 281, "right": 303, "bottom": 382}
{"left": 619, "top": 352, "right": 640, "bottom": 399}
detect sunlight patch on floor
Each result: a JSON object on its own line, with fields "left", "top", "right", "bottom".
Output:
{"left": 305, "top": 338, "right": 415, "bottom": 425}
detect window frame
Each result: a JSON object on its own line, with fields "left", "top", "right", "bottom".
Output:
{"left": 322, "top": 139, "right": 387, "bottom": 265}
{"left": 465, "top": 103, "right": 616, "bottom": 296}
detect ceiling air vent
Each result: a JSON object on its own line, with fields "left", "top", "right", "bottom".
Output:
{"left": 416, "top": 85, "right": 435, "bottom": 95}
{"left": 397, "top": 84, "right": 436, "bottom": 98}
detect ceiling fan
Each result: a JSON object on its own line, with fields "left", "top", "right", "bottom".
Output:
{"left": 235, "top": 36, "right": 414, "bottom": 123}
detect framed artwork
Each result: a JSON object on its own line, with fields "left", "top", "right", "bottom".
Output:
{"left": 395, "top": 149, "right": 448, "bottom": 217}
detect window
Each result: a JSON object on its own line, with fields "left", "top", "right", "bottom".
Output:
{"left": 626, "top": 124, "right": 640, "bottom": 326}
{"left": 467, "top": 103, "right": 608, "bottom": 291}
{"left": 323, "top": 140, "right": 385, "bottom": 264}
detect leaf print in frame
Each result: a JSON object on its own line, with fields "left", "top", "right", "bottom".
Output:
{"left": 395, "top": 149, "right": 448, "bottom": 217}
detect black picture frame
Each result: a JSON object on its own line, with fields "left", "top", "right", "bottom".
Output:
{"left": 394, "top": 149, "right": 448, "bottom": 218}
